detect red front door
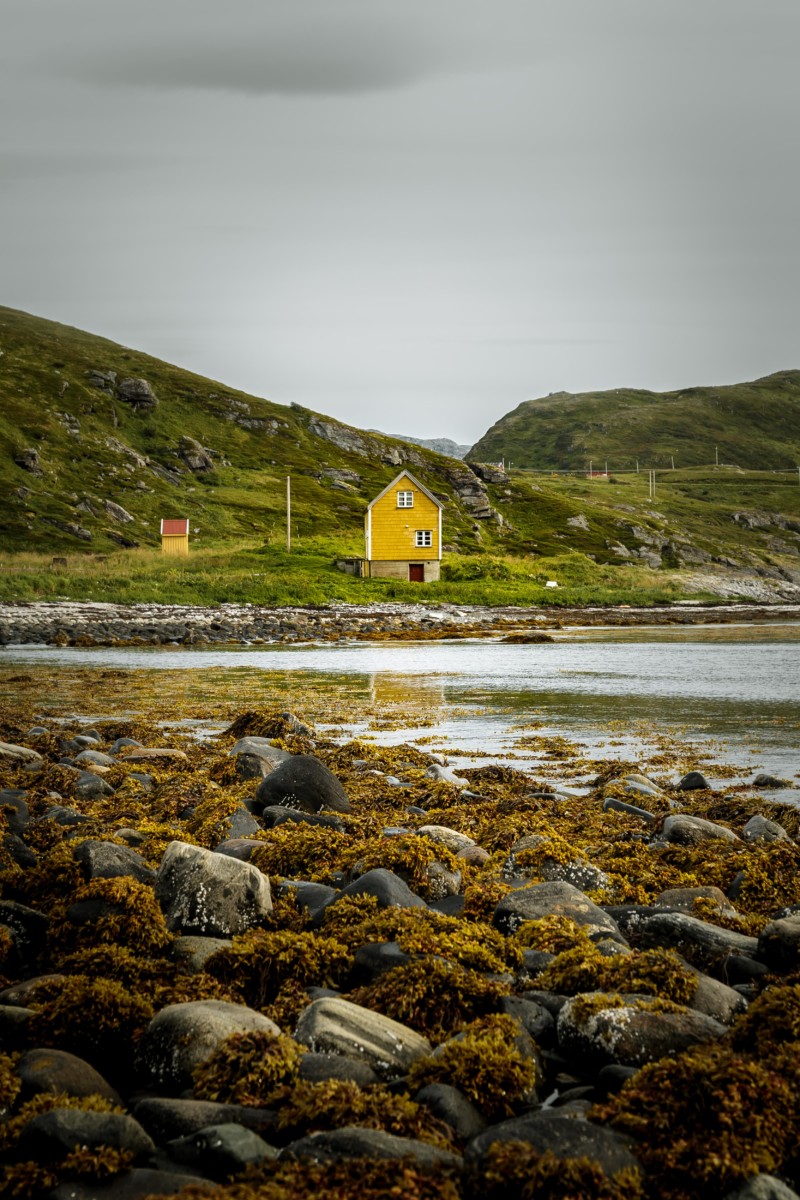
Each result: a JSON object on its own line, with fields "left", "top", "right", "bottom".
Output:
{"left": 409, "top": 564, "right": 424, "bottom": 582}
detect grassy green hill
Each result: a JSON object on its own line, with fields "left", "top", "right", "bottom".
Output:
{"left": 1, "top": 306, "right": 799, "bottom": 606}
{"left": 468, "top": 373, "right": 800, "bottom": 472}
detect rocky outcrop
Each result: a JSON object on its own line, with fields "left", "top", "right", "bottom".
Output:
{"left": 178, "top": 437, "right": 215, "bottom": 472}
{"left": 117, "top": 378, "right": 158, "bottom": 411}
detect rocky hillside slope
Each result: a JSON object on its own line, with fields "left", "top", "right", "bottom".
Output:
{"left": 469, "top": 372, "right": 800, "bottom": 472}
{"left": 0, "top": 308, "right": 504, "bottom": 555}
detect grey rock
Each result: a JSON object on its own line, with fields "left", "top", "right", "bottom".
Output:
{"left": 416, "top": 825, "right": 477, "bottom": 854}
{"left": 282, "top": 880, "right": 338, "bottom": 920}
{"left": 137, "top": 1000, "right": 280, "bottom": 1092}
{"left": 295, "top": 996, "right": 431, "bottom": 1078}
{"left": 0, "top": 790, "right": 30, "bottom": 835}
{"left": 753, "top": 773, "right": 791, "bottom": 789}
{"left": 638, "top": 911, "right": 759, "bottom": 958}
{"left": 74, "top": 838, "right": 155, "bottom": 884}
{"left": 743, "top": 815, "right": 791, "bottom": 844}
{"left": 493, "top": 880, "right": 626, "bottom": 943}
{"left": 17, "top": 1108, "right": 155, "bottom": 1161}
{"left": 465, "top": 1111, "right": 639, "bottom": 1176}
{"left": 334, "top": 867, "right": 427, "bottom": 910}
{"left": 499, "top": 995, "right": 556, "bottom": 1046}
{"left": 75, "top": 769, "right": 115, "bottom": 799}
{"left": 0, "top": 740, "right": 42, "bottom": 764}
{"left": 424, "top": 763, "right": 470, "bottom": 788}
{"left": 602, "top": 796, "right": 657, "bottom": 824}
{"left": 757, "top": 913, "right": 800, "bottom": 972}
{"left": 414, "top": 1083, "right": 485, "bottom": 1140}
{"left": 281, "top": 1125, "right": 461, "bottom": 1168}
{"left": 168, "top": 1123, "right": 278, "bottom": 1177}
{"left": 261, "top": 805, "right": 345, "bottom": 831}
{"left": 654, "top": 885, "right": 738, "bottom": 916}
{"left": 43, "top": 804, "right": 91, "bottom": 826}
{"left": 350, "top": 941, "right": 411, "bottom": 985}
{"left": 18, "top": 1048, "right": 121, "bottom": 1104}
{"left": 255, "top": 754, "right": 350, "bottom": 814}
{"left": 155, "top": 840, "right": 272, "bottom": 936}
{"left": 13, "top": 447, "right": 42, "bottom": 474}
{"left": 213, "top": 802, "right": 261, "bottom": 844}
{"left": 117, "top": 377, "right": 158, "bottom": 411}
{"left": 50, "top": 1168, "right": 216, "bottom": 1199}
{"left": 677, "top": 771, "right": 711, "bottom": 790}
{"left": 104, "top": 499, "right": 135, "bottom": 523}
{"left": 133, "top": 1097, "right": 278, "bottom": 1143}
{"left": 234, "top": 752, "right": 274, "bottom": 781}
{"left": 172, "top": 935, "right": 233, "bottom": 974}
{"left": 662, "top": 814, "right": 740, "bottom": 845}
{"left": 74, "top": 749, "right": 116, "bottom": 766}
{"left": 178, "top": 436, "right": 215, "bottom": 472}
{"left": 557, "top": 993, "right": 726, "bottom": 1068}
{"left": 723, "top": 1176, "right": 800, "bottom": 1200}
{"left": 299, "top": 1053, "right": 380, "bottom": 1086}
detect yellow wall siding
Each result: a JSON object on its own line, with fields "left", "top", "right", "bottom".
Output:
{"left": 161, "top": 534, "right": 189, "bottom": 556}
{"left": 368, "top": 476, "right": 440, "bottom": 560}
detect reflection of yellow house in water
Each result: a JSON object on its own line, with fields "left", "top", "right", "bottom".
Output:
{"left": 364, "top": 471, "right": 443, "bottom": 583}
{"left": 369, "top": 672, "right": 446, "bottom": 715}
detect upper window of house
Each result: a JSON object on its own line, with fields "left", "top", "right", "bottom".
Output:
{"left": 415, "top": 530, "right": 432, "bottom": 547}
{"left": 397, "top": 490, "right": 414, "bottom": 508}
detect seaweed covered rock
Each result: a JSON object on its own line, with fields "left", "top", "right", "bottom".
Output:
{"left": 136, "top": 1000, "right": 280, "bottom": 1093}
{"left": 16, "top": 1107, "right": 155, "bottom": 1162}
{"left": 254, "top": 755, "right": 351, "bottom": 815}
{"left": 73, "top": 839, "right": 155, "bottom": 885}
{"left": 557, "top": 993, "right": 727, "bottom": 1069}
{"left": 155, "top": 840, "right": 272, "bottom": 937}
{"left": 334, "top": 868, "right": 428, "bottom": 910}
{"left": 662, "top": 815, "right": 741, "bottom": 846}
{"left": 757, "top": 914, "right": 800, "bottom": 973}
{"left": 465, "top": 1110, "right": 641, "bottom": 1178}
{"left": 17, "top": 1048, "right": 121, "bottom": 1105}
{"left": 280, "top": 1125, "right": 462, "bottom": 1167}
{"left": 493, "top": 881, "right": 626, "bottom": 943}
{"left": 295, "top": 996, "right": 432, "bottom": 1078}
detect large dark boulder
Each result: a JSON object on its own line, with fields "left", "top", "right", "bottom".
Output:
{"left": 18, "top": 1048, "right": 121, "bottom": 1105}
{"left": 73, "top": 839, "right": 155, "bottom": 884}
{"left": 465, "top": 1111, "right": 640, "bottom": 1176}
{"left": 254, "top": 755, "right": 350, "bottom": 815}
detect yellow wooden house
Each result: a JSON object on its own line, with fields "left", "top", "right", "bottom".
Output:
{"left": 160, "top": 518, "right": 190, "bottom": 556}
{"left": 364, "top": 471, "right": 443, "bottom": 582}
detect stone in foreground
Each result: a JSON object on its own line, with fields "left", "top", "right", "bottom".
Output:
{"left": 137, "top": 1000, "right": 280, "bottom": 1092}
{"left": 155, "top": 840, "right": 272, "bottom": 936}
{"left": 557, "top": 993, "right": 727, "bottom": 1068}
{"left": 255, "top": 754, "right": 350, "bottom": 814}
{"left": 492, "top": 880, "right": 626, "bottom": 942}
{"left": 465, "top": 1111, "right": 640, "bottom": 1177}
{"left": 280, "top": 1125, "right": 461, "bottom": 1168}
{"left": 295, "top": 996, "right": 431, "bottom": 1078}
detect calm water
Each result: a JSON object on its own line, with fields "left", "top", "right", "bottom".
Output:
{"left": 3, "top": 624, "right": 799, "bottom": 792}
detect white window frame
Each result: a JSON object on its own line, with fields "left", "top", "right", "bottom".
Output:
{"left": 415, "top": 529, "right": 432, "bottom": 547}
{"left": 397, "top": 490, "right": 414, "bottom": 508}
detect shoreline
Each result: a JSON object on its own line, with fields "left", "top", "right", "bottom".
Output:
{"left": 2, "top": 599, "right": 799, "bottom": 647}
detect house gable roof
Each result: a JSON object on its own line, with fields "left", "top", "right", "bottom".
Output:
{"left": 366, "top": 470, "right": 444, "bottom": 511}
{"left": 160, "top": 518, "right": 190, "bottom": 536}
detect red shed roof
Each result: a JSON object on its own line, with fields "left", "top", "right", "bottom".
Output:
{"left": 160, "top": 519, "right": 189, "bottom": 536}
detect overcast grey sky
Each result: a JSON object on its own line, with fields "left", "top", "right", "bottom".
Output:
{"left": 2, "top": 0, "right": 798, "bottom": 441}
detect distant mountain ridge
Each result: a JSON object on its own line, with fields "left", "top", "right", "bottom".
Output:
{"left": 468, "top": 372, "right": 800, "bottom": 471}
{"left": 376, "top": 433, "right": 471, "bottom": 459}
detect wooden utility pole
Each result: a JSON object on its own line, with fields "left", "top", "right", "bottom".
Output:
{"left": 715, "top": 446, "right": 719, "bottom": 466}
{"left": 286, "top": 476, "right": 291, "bottom": 552}
{"left": 671, "top": 456, "right": 675, "bottom": 470}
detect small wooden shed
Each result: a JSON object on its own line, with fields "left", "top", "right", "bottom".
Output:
{"left": 160, "top": 518, "right": 190, "bottom": 556}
